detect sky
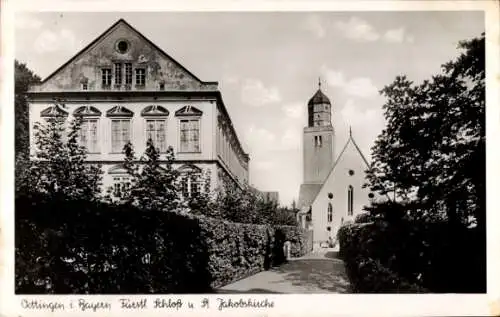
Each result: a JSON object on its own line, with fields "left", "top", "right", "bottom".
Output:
{"left": 15, "top": 11, "right": 485, "bottom": 206}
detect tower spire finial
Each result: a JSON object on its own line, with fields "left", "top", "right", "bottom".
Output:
{"left": 318, "top": 76, "right": 322, "bottom": 90}
{"left": 349, "top": 126, "right": 352, "bottom": 137}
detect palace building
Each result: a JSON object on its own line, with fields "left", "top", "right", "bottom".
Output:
{"left": 297, "top": 82, "right": 377, "bottom": 247}
{"left": 27, "top": 19, "right": 250, "bottom": 198}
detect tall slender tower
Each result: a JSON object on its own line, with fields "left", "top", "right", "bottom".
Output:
{"left": 298, "top": 80, "right": 335, "bottom": 208}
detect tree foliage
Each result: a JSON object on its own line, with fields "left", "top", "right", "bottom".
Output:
{"left": 17, "top": 112, "right": 103, "bottom": 201}
{"left": 365, "top": 33, "right": 485, "bottom": 229}
{"left": 109, "top": 139, "right": 181, "bottom": 211}
{"left": 15, "top": 60, "right": 41, "bottom": 156}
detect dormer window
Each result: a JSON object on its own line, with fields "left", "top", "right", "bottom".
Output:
{"left": 135, "top": 68, "right": 145, "bottom": 86}
{"left": 102, "top": 68, "right": 112, "bottom": 88}
{"left": 125, "top": 63, "right": 132, "bottom": 85}
{"left": 114, "top": 63, "right": 122, "bottom": 87}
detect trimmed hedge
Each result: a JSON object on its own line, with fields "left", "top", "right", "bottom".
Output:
{"left": 337, "top": 220, "right": 486, "bottom": 293}
{"left": 15, "top": 195, "right": 311, "bottom": 293}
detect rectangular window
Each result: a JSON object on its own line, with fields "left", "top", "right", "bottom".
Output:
{"left": 125, "top": 63, "right": 132, "bottom": 85}
{"left": 111, "top": 119, "right": 131, "bottom": 153}
{"left": 82, "top": 83, "right": 88, "bottom": 90}
{"left": 179, "top": 119, "right": 200, "bottom": 152}
{"left": 190, "top": 178, "right": 200, "bottom": 197}
{"left": 113, "top": 176, "right": 130, "bottom": 197}
{"left": 102, "top": 68, "right": 112, "bottom": 87}
{"left": 314, "top": 135, "right": 322, "bottom": 147}
{"left": 79, "top": 119, "right": 99, "bottom": 153}
{"left": 181, "top": 177, "right": 189, "bottom": 198}
{"left": 114, "top": 63, "right": 122, "bottom": 86}
{"left": 135, "top": 68, "right": 146, "bottom": 86}
{"left": 145, "top": 119, "right": 167, "bottom": 152}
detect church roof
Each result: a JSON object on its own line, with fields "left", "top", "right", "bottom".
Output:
{"left": 308, "top": 88, "right": 331, "bottom": 106}
{"left": 298, "top": 183, "right": 323, "bottom": 209}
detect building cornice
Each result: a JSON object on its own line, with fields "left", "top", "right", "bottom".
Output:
{"left": 26, "top": 90, "right": 220, "bottom": 102}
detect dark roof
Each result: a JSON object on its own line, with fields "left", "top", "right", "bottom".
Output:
{"left": 308, "top": 89, "right": 331, "bottom": 106}
{"left": 298, "top": 183, "right": 323, "bottom": 209}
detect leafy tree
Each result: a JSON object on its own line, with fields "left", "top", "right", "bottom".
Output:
{"left": 17, "top": 111, "right": 103, "bottom": 201}
{"left": 185, "top": 168, "right": 215, "bottom": 215}
{"left": 365, "top": 33, "right": 485, "bottom": 229}
{"left": 114, "top": 139, "right": 181, "bottom": 211}
{"left": 15, "top": 60, "right": 41, "bottom": 156}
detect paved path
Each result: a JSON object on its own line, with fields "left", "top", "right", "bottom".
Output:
{"left": 216, "top": 248, "right": 351, "bottom": 294}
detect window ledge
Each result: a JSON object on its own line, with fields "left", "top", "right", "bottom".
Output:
{"left": 177, "top": 151, "right": 202, "bottom": 154}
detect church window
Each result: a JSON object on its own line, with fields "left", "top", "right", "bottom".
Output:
{"left": 327, "top": 203, "right": 333, "bottom": 222}
{"left": 102, "top": 68, "right": 112, "bottom": 88}
{"left": 314, "top": 135, "right": 322, "bottom": 147}
{"left": 347, "top": 185, "right": 354, "bottom": 216}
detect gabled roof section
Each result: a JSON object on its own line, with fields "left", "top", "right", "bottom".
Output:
{"left": 32, "top": 18, "right": 218, "bottom": 92}
{"left": 177, "top": 164, "right": 202, "bottom": 173}
{"left": 74, "top": 106, "right": 102, "bottom": 117}
{"left": 175, "top": 106, "right": 203, "bottom": 117}
{"left": 141, "top": 105, "right": 169, "bottom": 116}
{"left": 40, "top": 104, "right": 69, "bottom": 117}
{"left": 106, "top": 106, "right": 134, "bottom": 117}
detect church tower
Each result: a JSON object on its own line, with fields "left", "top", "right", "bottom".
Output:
{"left": 303, "top": 80, "right": 335, "bottom": 184}
{"left": 297, "top": 80, "right": 335, "bottom": 210}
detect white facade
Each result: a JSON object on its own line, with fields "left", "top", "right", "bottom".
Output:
{"left": 310, "top": 133, "right": 373, "bottom": 243}
{"left": 27, "top": 19, "right": 249, "bottom": 198}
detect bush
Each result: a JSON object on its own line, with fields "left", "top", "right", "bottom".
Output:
{"left": 354, "top": 212, "right": 373, "bottom": 223}
{"left": 16, "top": 194, "right": 211, "bottom": 294}
{"left": 16, "top": 195, "right": 313, "bottom": 293}
{"left": 337, "top": 219, "right": 486, "bottom": 293}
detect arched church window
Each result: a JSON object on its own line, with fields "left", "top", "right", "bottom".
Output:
{"left": 347, "top": 185, "right": 354, "bottom": 216}
{"left": 327, "top": 203, "right": 333, "bottom": 222}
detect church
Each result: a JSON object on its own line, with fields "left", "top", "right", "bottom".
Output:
{"left": 297, "top": 83, "right": 375, "bottom": 247}
{"left": 27, "top": 19, "right": 250, "bottom": 199}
